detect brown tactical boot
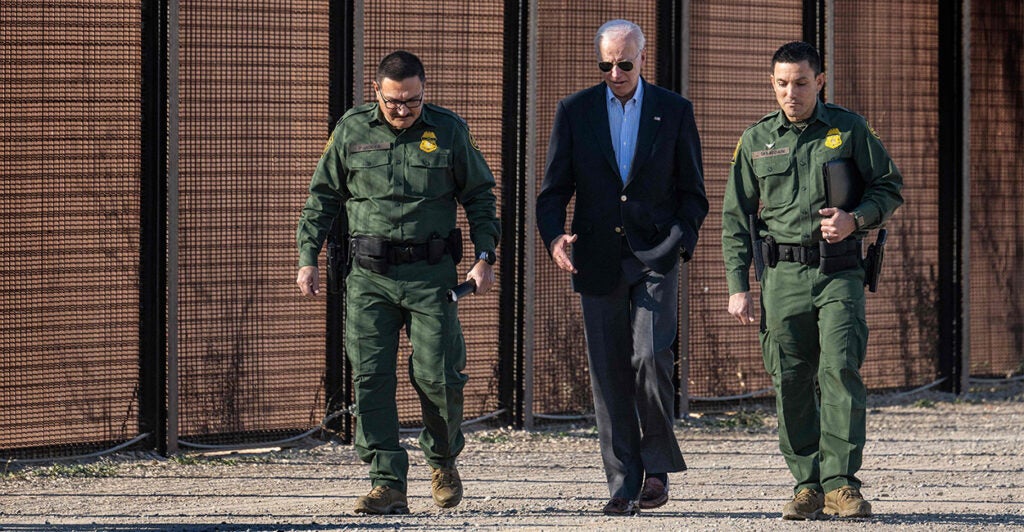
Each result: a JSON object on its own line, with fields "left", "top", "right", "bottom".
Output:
{"left": 782, "top": 488, "right": 825, "bottom": 520}
{"left": 431, "top": 465, "right": 463, "bottom": 508}
{"left": 353, "top": 485, "right": 409, "bottom": 515}
{"left": 824, "top": 486, "right": 873, "bottom": 518}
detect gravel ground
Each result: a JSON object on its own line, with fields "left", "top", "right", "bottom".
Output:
{"left": 1, "top": 381, "right": 1022, "bottom": 531}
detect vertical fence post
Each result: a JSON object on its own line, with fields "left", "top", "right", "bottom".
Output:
{"left": 324, "top": 0, "right": 356, "bottom": 441}
{"left": 505, "top": 0, "right": 539, "bottom": 430}
{"left": 658, "top": 0, "right": 689, "bottom": 418}
{"left": 140, "top": 0, "right": 169, "bottom": 455}
{"left": 958, "top": 0, "right": 971, "bottom": 395}
{"left": 523, "top": 0, "right": 538, "bottom": 431}
{"left": 938, "top": 0, "right": 967, "bottom": 394}
{"left": 501, "top": 0, "right": 531, "bottom": 429}
{"left": 165, "top": 0, "right": 180, "bottom": 455}
{"left": 823, "top": 0, "right": 834, "bottom": 104}
{"left": 803, "top": 0, "right": 827, "bottom": 103}
{"left": 803, "top": 0, "right": 825, "bottom": 57}
{"left": 806, "top": 1, "right": 824, "bottom": 106}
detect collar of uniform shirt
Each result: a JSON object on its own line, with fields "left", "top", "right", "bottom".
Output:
{"left": 367, "top": 102, "right": 437, "bottom": 129}
{"left": 776, "top": 99, "right": 832, "bottom": 133}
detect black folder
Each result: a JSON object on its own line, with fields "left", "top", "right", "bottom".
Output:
{"left": 822, "top": 158, "right": 864, "bottom": 212}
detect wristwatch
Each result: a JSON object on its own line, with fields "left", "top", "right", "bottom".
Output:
{"left": 851, "top": 210, "right": 866, "bottom": 230}
{"left": 477, "top": 250, "right": 496, "bottom": 265}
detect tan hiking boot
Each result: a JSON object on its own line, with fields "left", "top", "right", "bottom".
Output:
{"left": 353, "top": 485, "right": 409, "bottom": 515}
{"left": 782, "top": 488, "right": 825, "bottom": 520}
{"left": 824, "top": 485, "right": 872, "bottom": 517}
{"left": 431, "top": 465, "right": 463, "bottom": 508}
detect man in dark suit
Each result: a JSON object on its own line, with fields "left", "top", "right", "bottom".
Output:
{"left": 536, "top": 19, "right": 708, "bottom": 515}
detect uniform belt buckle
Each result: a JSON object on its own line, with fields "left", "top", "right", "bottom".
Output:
{"left": 391, "top": 245, "right": 414, "bottom": 264}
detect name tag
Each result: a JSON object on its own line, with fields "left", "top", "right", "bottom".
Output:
{"left": 751, "top": 147, "right": 791, "bottom": 160}
{"left": 349, "top": 142, "right": 391, "bottom": 153}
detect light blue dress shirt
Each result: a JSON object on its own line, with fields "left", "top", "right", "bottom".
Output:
{"left": 606, "top": 81, "right": 643, "bottom": 184}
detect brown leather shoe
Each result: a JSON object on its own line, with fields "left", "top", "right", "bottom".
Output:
{"left": 602, "top": 497, "right": 639, "bottom": 516}
{"left": 824, "top": 486, "right": 872, "bottom": 518}
{"left": 638, "top": 477, "right": 669, "bottom": 509}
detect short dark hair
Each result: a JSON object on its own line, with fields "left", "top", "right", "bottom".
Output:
{"left": 377, "top": 50, "right": 426, "bottom": 84}
{"left": 772, "top": 41, "right": 822, "bottom": 75}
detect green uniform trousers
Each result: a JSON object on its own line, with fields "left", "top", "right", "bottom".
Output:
{"left": 344, "top": 257, "right": 468, "bottom": 492}
{"left": 759, "top": 260, "right": 867, "bottom": 495}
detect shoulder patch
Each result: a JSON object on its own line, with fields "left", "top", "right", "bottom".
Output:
{"left": 867, "top": 121, "right": 882, "bottom": 139}
{"left": 730, "top": 138, "right": 742, "bottom": 164}
{"left": 322, "top": 131, "right": 335, "bottom": 156}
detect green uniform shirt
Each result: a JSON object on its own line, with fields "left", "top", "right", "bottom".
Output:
{"left": 297, "top": 102, "right": 500, "bottom": 268}
{"left": 722, "top": 102, "right": 903, "bottom": 294}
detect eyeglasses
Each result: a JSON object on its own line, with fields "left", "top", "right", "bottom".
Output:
{"left": 598, "top": 51, "right": 642, "bottom": 73}
{"left": 376, "top": 88, "right": 423, "bottom": 110}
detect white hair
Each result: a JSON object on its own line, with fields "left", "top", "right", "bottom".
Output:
{"left": 594, "top": 19, "right": 646, "bottom": 57}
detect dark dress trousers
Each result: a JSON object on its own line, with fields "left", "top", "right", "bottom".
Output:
{"left": 536, "top": 80, "right": 708, "bottom": 499}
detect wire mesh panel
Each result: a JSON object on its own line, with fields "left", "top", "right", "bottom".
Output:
{"left": 831, "top": 0, "right": 941, "bottom": 388}
{"left": 360, "top": 0, "right": 506, "bottom": 425}
{"left": 968, "top": 2, "right": 1024, "bottom": 378}
{"left": 686, "top": 0, "right": 802, "bottom": 399}
{"left": 531, "top": 1, "right": 660, "bottom": 417}
{"left": 0, "top": 1, "right": 142, "bottom": 455}
{"left": 175, "top": 1, "right": 328, "bottom": 444}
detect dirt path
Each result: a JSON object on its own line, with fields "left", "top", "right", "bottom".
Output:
{"left": 1, "top": 382, "right": 1022, "bottom": 531}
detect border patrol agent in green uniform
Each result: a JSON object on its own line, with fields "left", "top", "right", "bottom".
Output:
{"left": 296, "top": 51, "right": 500, "bottom": 515}
{"left": 721, "top": 42, "right": 903, "bottom": 520}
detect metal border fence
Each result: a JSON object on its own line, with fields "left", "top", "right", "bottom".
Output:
{"left": 0, "top": 0, "right": 1020, "bottom": 459}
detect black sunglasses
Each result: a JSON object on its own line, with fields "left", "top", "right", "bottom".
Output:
{"left": 598, "top": 60, "right": 635, "bottom": 73}
{"left": 598, "top": 51, "right": 642, "bottom": 73}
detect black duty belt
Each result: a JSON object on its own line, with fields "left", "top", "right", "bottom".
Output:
{"left": 352, "top": 236, "right": 435, "bottom": 265}
{"left": 350, "top": 229, "right": 461, "bottom": 275}
{"left": 776, "top": 243, "right": 820, "bottom": 266}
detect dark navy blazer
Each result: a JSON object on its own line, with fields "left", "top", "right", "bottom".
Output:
{"left": 537, "top": 79, "right": 708, "bottom": 295}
